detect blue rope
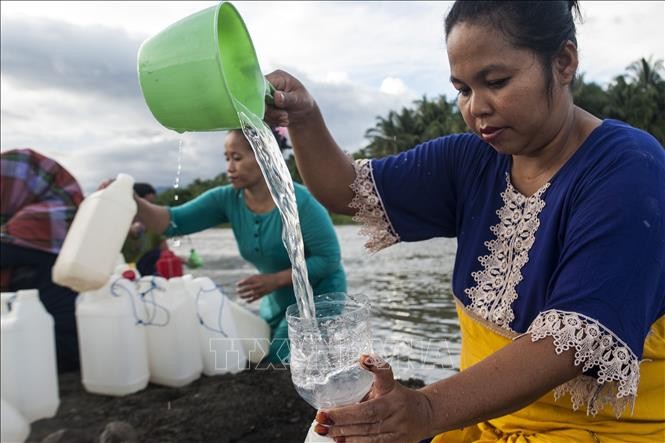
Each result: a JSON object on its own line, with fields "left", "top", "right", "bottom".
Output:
{"left": 110, "top": 277, "right": 149, "bottom": 326}
{"left": 195, "top": 283, "right": 229, "bottom": 337}
{"left": 137, "top": 277, "right": 170, "bottom": 327}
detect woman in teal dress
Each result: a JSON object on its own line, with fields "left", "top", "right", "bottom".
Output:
{"left": 132, "top": 129, "right": 347, "bottom": 363}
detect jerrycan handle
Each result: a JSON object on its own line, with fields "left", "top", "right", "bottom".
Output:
{"left": 264, "top": 78, "right": 276, "bottom": 106}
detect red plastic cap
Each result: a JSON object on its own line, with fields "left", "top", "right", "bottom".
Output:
{"left": 122, "top": 270, "right": 137, "bottom": 281}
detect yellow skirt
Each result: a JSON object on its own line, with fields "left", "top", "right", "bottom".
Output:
{"left": 432, "top": 305, "right": 665, "bottom": 443}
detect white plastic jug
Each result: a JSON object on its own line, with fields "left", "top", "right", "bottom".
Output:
{"left": 0, "top": 397, "right": 30, "bottom": 443}
{"left": 53, "top": 173, "right": 137, "bottom": 293}
{"left": 76, "top": 276, "right": 149, "bottom": 396}
{"left": 185, "top": 277, "right": 270, "bottom": 375}
{"left": 137, "top": 276, "right": 202, "bottom": 387}
{"left": 0, "top": 292, "right": 15, "bottom": 314}
{"left": 0, "top": 290, "right": 59, "bottom": 422}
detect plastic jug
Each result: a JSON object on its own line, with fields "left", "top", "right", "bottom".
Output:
{"left": 137, "top": 276, "right": 202, "bottom": 387}
{"left": 76, "top": 276, "right": 149, "bottom": 396}
{"left": 0, "top": 292, "right": 15, "bottom": 314}
{"left": 137, "top": 2, "right": 273, "bottom": 133}
{"left": 0, "top": 397, "right": 30, "bottom": 443}
{"left": 185, "top": 277, "right": 270, "bottom": 374}
{"left": 0, "top": 290, "right": 59, "bottom": 422}
{"left": 53, "top": 174, "right": 137, "bottom": 293}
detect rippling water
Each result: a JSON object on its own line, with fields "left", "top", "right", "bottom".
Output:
{"left": 173, "top": 225, "right": 460, "bottom": 384}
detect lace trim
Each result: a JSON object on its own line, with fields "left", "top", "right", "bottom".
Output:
{"left": 465, "top": 174, "right": 550, "bottom": 331}
{"left": 527, "top": 309, "right": 639, "bottom": 417}
{"left": 348, "top": 159, "right": 399, "bottom": 253}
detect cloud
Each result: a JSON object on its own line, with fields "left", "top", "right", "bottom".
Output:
{"left": 2, "top": 1, "right": 661, "bottom": 195}
{"left": 0, "top": 15, "right": 416, "bottom": 194}
{"left": 0, "top": 16, "right": 141, "bottom": 99}
{"left": 380, "top": 77, "right": 412, "bottom": 96}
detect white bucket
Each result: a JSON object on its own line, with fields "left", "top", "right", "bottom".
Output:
{"left": 53, "top": 173, "right": 137, "bottom": 293}
{"left": 0, "top": 290, "right": 59, "bottom": 422}
{"left": 0, "top": 397, "right": 30, "bottom": 443}
{"left": 184, "top": 277, "right": 270, "bottom": 375}
{"left": 137, "top": 276, "right": 202, "bottom": 387}
{"left": 76, "top": 276, "right": 149, "bottom": 396}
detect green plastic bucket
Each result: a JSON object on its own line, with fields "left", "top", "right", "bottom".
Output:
{"left": 137, "top": 2, "right": 271, "bottom": 133}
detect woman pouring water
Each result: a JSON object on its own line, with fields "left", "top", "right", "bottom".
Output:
{"left": 265, "top": 1, "right": 665, "bottom": 441}
{"left": 125, "top": 128, "right": 347, "bottom": 364}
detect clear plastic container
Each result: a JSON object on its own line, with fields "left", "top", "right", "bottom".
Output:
{"left": 0, "top": 290, "right": 59, "bottom": 421}
{"left": 53, "top": 174, "right": 137, "bottom": 292}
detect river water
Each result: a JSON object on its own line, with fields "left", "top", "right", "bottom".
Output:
{"left": 175, "top": 225, "right": 460, "bottom": 384}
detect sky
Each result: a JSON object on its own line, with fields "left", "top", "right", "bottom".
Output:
{"left": 1, "top": 1, "right": 664, "bottom": 194}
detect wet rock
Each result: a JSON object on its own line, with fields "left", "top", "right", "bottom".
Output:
{"left": 41, "top": 428, "right": 95, "bottom": 443}
{"left": 99, "top": 421, "right": 138, "bottom": 443}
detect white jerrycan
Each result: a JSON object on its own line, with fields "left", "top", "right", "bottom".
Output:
{"left": 0, "top": 290, "right": 59, "bottom": 422}
{"left": 53, "top": 173, "right": 137, "bottom": 293}
{"left": 137, "top": 276, "right": 202, "bottom": 387}
{"left": 0, "top": 397, "right": 30, "bottom": 443}
{"left": 185, "top": 277, "right": 270, "bottom": 374}
{"left": 76, "top": 276, "right": 149, "bottom": 396}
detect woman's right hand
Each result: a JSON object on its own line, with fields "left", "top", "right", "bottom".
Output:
{"left": 265, "top": 70, "right": 318, "bottom": 128}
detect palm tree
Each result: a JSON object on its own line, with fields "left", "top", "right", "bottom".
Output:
{"left": 360, "top": 94, "right": 466, "bottom": 159}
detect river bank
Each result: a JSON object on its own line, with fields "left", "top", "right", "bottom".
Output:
{"left": 28, "top": 368, "right": 424, "bottom": 442}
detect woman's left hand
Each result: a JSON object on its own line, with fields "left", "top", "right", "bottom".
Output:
{"left": 315, "top": 355, "right": 434, "bottom": 443}
{"left": 236, "top": 274, "right": 280, "bottom": 302}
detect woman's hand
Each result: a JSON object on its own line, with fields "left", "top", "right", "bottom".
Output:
{"left": 265, "top": 70, "right": 318, "bottom": 128}
{"left": 314, "top": 355, "right": 434, "bottom": 443}
{"left": 236, "top": 272, "right": 284, "bottom": 303}
{"left": 128, "top": 221, "right": 145, "bottom": 237}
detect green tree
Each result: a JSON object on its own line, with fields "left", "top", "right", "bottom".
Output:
{"left": 358, "top": 94, "right": 465, "bottom": 159}
{"left": 604, "top": 57, "right": 665, "bottom": 144}
{"left": 575, "top": 57, "right": 664, "bottom": 145}
{"left": 156, "top": 173, "right": 229, "bottom": 206}
{"left": 572, "top": 73, "right": 610, "bottom": 118}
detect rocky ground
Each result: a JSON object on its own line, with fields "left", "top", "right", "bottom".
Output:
{"left": 27, "top": 368, "right": 424, "bottom": 443}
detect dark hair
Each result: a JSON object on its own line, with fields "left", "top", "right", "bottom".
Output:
{"left": 229, "top": 127, "right": 292, "bottom": 152}
{"left": 445, "top": 1, "right": 581, "bottom": 96}
{"left": 271, "top": 127, "right": 292, "bottom": 152}
{"left": 133, "top": 182, "right": 156, "bottom": 198}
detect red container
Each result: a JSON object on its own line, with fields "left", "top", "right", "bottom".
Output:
{"left": 155, "top": 250, "right": 183, "bottom": 279}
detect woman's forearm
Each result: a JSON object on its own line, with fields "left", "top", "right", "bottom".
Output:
{"left": 274, "top": 268, "right": 293, "bottom": 289}
{"left": 134, "top": 196, "right": 171, "bottom": 234}
{"left": 420, "top": 335, "right": 582, "bottom": 435}
{"left": 288, "top": 105, "right": 357, "bottom": 215}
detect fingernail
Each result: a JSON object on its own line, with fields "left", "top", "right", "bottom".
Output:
{"left": 278, "top": 91, "right": 286, "bottom": 102}
{"left": 360, "top": 354, "right": 373, "bottom": 369}
{"left": 316, "top": 411, "right": 334, "bottom": 425}
{"left": 314, "top": 424, "right": 329, "bottom": 436}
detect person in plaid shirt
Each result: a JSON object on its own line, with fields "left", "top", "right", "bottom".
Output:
{"left": 1, "top": 148, "right": 84, "bottom": 372}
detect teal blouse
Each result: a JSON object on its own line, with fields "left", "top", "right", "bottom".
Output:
{"left": 164, "top": 183, "right": 347, "bottom": 361}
